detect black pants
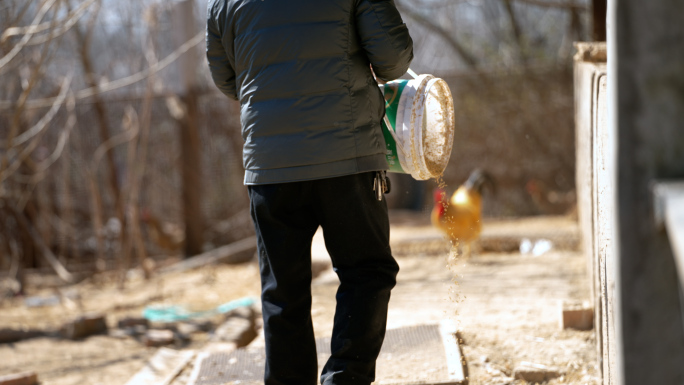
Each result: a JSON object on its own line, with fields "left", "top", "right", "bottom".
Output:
{"left": 248, "top": 171, "right": 399, "bottom": 385}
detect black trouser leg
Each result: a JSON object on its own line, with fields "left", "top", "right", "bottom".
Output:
{"left": 249, "top": 183, "right": 319, "bottom": 385}
{"left": 248, "top": 172, "right": 399, "bottom": 385}
{"left": 315, "top": 172, "right": 399, "bottom": 385}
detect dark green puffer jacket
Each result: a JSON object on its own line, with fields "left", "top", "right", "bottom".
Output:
{"left": 206, "top": 0, "right": 413, "bottom": 185}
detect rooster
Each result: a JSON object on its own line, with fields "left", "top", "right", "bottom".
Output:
{"left": 431, "top": 169, "right": 495, "bottom": 259}
{"left": 140, "top": 209, "right": 185, "bottom": 252}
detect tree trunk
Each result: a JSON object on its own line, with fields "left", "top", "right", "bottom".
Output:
{"left": 173, "top": 0, "right": 204, "bottom": 257}
{"left": 180, "top": 90, "right": 203, "bottom": 257}
{"left": 72, "top": 10, "right": 128, "bottom": 269}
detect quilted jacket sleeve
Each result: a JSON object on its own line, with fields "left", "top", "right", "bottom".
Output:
{"left": 206, "top": 5, "right": 238, "bottom": 100}
{"left": 355, "top": 0, "right": 413, "bottom": 81}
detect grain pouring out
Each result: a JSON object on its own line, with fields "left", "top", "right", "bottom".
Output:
{"left": 379, "top": 71, "right": 473, "bottom": 312}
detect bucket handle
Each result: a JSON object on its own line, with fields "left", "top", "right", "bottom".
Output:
{"left": 383, "top": 114, "right": 409, "bottom": 158}
{"left": 381, "top": 68, "right": 419, "bottom": 160}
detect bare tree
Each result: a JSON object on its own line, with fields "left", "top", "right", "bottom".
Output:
{"left": 396, "top": 0, "right": 589, "bottom": 71}
{"left": 0, "top": 0, "right": 239, "bottom": 293}
{"left": 0, "top": 0, "right": 93, "bottom": 288}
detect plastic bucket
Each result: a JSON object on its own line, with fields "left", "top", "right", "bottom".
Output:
{"left": 379, "top": 74, "right": 455, "bottom": 180}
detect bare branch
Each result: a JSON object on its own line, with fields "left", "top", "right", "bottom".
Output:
{"left": 1, "top": 77, "right": 71, "bottom": 148}
{"left": 397, "top": 2, "right": 480, "bottom": 70}
{"left": 0, "top": 0, "right": 58, "bottom": 71}
{"left": 71, "top": 0, "right": 126, "bottom": 224}
{"left": 0, "top": 78, "right": 71, "bottom": 185}
{"left": 4, "top": 2, "right": 62, "bottom": 152}
{"left": 33, "top": 103, "right": 75, "bottom": 172}
{"left": 91, "top": 108, "right": 140, "bottom": 176}
{"left": 503, "top": 0, "right": 528, "bottom": 65}
{"left": 6, "top": 202, "right": 75, "bottom": 283}
{"left": 12, "top": 95, "right": 76, "bottom": 184}
{"left": 0, "top": 2, "right": 33, "bottom": 44}
{"left": 1, "top": 0, "right": 96, "bottom": 45}
{"left": 78, "top": 30, "right": 204, "bottom": 99}
{"left": 26, "top": 0, "right": 98, "bottom": 47}
{"left": 0, "top": 31, "right": 205, "bottom": 110}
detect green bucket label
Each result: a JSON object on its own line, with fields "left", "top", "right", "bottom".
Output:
{"left": 380, "top": 80, "right": 408, "bottom": 173}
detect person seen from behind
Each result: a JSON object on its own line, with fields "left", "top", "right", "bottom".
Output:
{"left": 206, "top": 0, "right": 413, "bottom": 384}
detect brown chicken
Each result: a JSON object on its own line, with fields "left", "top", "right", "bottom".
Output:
{"left": 525, "top": 179, "right": 577, "bottom": 217}
{"left": 431, "top": 169, "right": 495, "bottom": 258}
{"left": 140, "top": 209, "right": 185, "bottom": 252}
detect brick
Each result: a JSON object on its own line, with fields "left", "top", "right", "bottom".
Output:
{"left": 177, "top": 320, "right": 213, "bottom": 335}
{"left": 60, "top": 314, "right": 108, "bottom": 340}
{"left": 0, "top": 372, "right": 38, "bottom": 385}
{"left": 560, "top": 302, "right": 594, "bottom": 330}
{"left": 513, "top": 364, "right": 561, "bottom": 383}
{"left": 117, "top": 317, "right": 149, "bottom": 329}
{"left": 0, "top": 329, "right": 43, "bottom": 343}
{"left": 108, "top": 329, "right": 132, "bottom": 339}
{"left": 109, "top": 324, "right": 147, "bottom": 339}
{"left": 143, "top": 329, "right": 175, "bottom": 347}
{"left": 212, "top": 316, "right": 257, "bottom": 347}
{"left": 224, "top": 306, "right": 256, "bottom": 323}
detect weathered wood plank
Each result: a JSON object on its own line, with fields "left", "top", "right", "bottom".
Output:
{"left": 124, "top": 348, "right": 195, "bottom": 385}
{"left": 439, "top": 320, "right": 467, "bottom": 383}
{"left": 158, "top": 236, "right": 256, "bottom": 276}
{"left": 0, "top": 372, "right": 38, "bottom": 385}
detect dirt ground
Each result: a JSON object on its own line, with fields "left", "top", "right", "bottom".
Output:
{"left": 0, "top": 214, "right": 599, "bottom": 385}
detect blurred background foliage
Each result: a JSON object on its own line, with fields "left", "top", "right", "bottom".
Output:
{"left": 0, "top": 0, "right": 598, "bottom": 289}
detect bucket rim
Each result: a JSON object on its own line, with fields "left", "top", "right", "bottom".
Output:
{"left": 406, "top": 75, "right": 434, "bottom": 180}
{"left": 417, "top": 77, "right": 454, "bottom": 178}
{"left": 422, "top": 78, "right": 455, "bottom": 178}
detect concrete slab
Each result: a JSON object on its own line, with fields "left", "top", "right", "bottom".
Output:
{"left": 188, "top": 322, "right": 467, "bottom": 385}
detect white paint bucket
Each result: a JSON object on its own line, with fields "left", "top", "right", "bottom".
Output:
{"left": 379, "top": 74, "right": 455, "bottom": 180}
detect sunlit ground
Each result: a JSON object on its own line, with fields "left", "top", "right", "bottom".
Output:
{"left": 1, "top": 214, "right": 598, "bottom": 385}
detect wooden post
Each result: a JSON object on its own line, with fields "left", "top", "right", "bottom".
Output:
{"left": 172, "top": 0, "right": 203, "bottom": 257}
{"left": 592, "top": 0, "right": 607, "bottom": 41}
{"left": 612, "top": 0, "right": 684, "bottom": 383}
{"left": 573, "top": 41, "right": 609, "bottom": 382}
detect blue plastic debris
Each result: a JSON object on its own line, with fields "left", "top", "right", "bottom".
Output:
{"left": 143, "top": 297, "right": 256, "bottom": 323}
{"left": 24, "top": 295, "right": 60, "bottom": 308}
